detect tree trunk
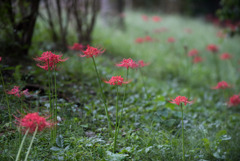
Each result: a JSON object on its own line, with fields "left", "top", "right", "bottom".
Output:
{"left": 100, "top": 0, "right": 125, "bottom": 30}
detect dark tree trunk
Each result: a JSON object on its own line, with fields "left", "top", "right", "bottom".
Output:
{"left": 0, "top": 0, "right": 40, "bottom": 60}
{"left": 100, "top": 0, "right": 125, "bottom": 30}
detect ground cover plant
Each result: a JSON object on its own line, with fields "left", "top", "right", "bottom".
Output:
{"left": 1, "top": 9, "right": 240, "bottom": 161}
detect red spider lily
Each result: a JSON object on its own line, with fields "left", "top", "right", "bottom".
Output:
{"left": 152, "top": 16, "right": 161, "bottom": 22}
{"left": 116, "top": 58, "right": 139, "bottom": 69}
{"left": 138, "top": 60, "right": 150, "bottom": 67}
{"left": 135, "top": 37, "right": 144, "bottom": 43}
{"left": 188, "top": 49, "right": 199, "bottom": 57}
{"left": 153, "top": 27, "right": 168, "bottom": 33}
{"left": 69, "top": 43, "right": 84, "bottom": 51}
{"left": 15, "top": 112, "right": 54, "bottom": 133}
{"left": 144, "top": 36, "right": 153, "bottom": 42}
{"left": 206, "top": 44, "right": 219, "bottom": 53}
{"left": 170, "top": 96, "right": 193, "bottom": 106}
{"left": 7, "top": 86, "right": 29, "bottom": 98}
{"left": 167, "top": 37, "right": 176, "bottom": 43}
{"left": 80, "top": 45, "right": 105, "bottom": 58}
{"left": 211, "top": 81, "right": 231, "bottom": 89}
{"left": 228, "top": 95, "right": 240, "bottom": 107}
{"left": 104, "top": 76, "right": 130, "bottom": 86}
{"left": 184, "top": 28, "right": 192, "bottom": 34}
{"left": 34, "top": 51, "right": 68, "bottom": 71}
{"left": 141, "top": 15, "right": 148, "bottom": 21}
{"left": 220, "top": 53, "right": 232, "bottom": 60}
{"left": 193, "top": 56, "right": 204, "bottom": 64}
{"left": 217, "top": 31, "right": 226, "bottom": 39}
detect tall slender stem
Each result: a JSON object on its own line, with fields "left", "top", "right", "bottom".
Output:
{"left": 54, "top": 69, "right": 57, "bottom": 139}
{"left": 181, "top": 103, "right": 185, "bottom": 161}
{"left": 15, "top": 128, "right": 29, "bottom": 161}
{"left": 118, "top": 68, "right": 129, "bottom": 128}
{"left": 113, "top": 86, "right": 119, "bottom": 153}
{"left": 24, "top": 126, "right": 38, "bottom": 161}
{"left": 0, "top": 70, "right": 11, "bottom": 125}
{"left": 91, "top": 57, "right": 112, "bottom": 130}
{"left": 139, "top": 68, "right": 147, "bottom": 97}
{"left": 47, "top": 64, "right": 53, "bottom": 141}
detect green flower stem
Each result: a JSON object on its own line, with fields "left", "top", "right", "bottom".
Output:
{"left": 139, "top": 68, "right": 147, "bottom": 97}
{"left": 118, "top": 68, "right": 129, "bottom": 129}
{"left": 0, "top": 69, "right": 11, "bottom": 126}
{"left": 181, "top": 103, "right": 185, "bottom": 161}
{"left": 48, "top": 66, "right": 53, "bottom": 141}
{"left": 113, "top": 86, "right": 119, "bottom": 153}
{"left": 15, "top": 128, "right": 29, "bottom": 161}
{"left": 24, "top": 126, "right": 38, "bottom": 161}
{"left": 91, "top": 57, "right": 112, "bottom": 130}
{"left": 54, "top": 69, "right": 57, "bottom": 139}
{"left": 213, "top": 53, "right": 220, "bottom": 82}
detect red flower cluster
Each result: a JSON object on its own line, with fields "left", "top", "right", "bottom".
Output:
{"left": 135, "top": 36, "right": 155, "bottom": 44}
{"left": 220, "top": 53, "right": 232, "bottom": 60}
{"left": 104, "top": 76, "right": 130, "bottom": 86}
{"left": 141, "top": 15, "right": 148, "bottom": 21}
{"left": 135, "top": 38, "right": 145, "bottom": 43}
{"left": 193, "top": 56, "right": 204, "bottom": 64}
{"left": 167, "top": 37, "right": 176, "bottom": 43}
{"left": 212, "top": 81, "right": 231, "bottom": 89}
{"left": 15, "top": 112, "right": 54, "bottom": 133}
{"left": 217, "top": 31, "right": 226, "bottom": 39}
{"left": 152, "top": 16, "right": 161, "bottom": 22}
{"left": 138, "top": 60, "right": 150, "bottom": 67}
{"left": 170, "top": 96, "right": 192, "bottom": 106}
{"left": 188, "top": 49, "right": 199, "bottom": 57}
{"left": 184, "top": 28, "right": 192, "bottom": 34}
{"left": 69, "top": 43, "right": 84, "bottom": 51}
{"left": 80, "top": 45, "right": 105, "bottom": 58}
{"left": 206, "top": 44, "right": 219, "bottom": 53}
{"left": 228, "top": 95, "right": 240, "bottom": 107}
{"left": 153, "top": 27, "right": 168, "bottom": 33}
{"left": 7, "top": 86, "right": 29, "bottom": 98}
{"left": 144, "top": 36, "right": 153, "bottom": 42}
{"left": 34, "top": 51, "right": 68, "bottom": 71}
{"left": 116, "top": 58, "right": 139, "bottom": 69}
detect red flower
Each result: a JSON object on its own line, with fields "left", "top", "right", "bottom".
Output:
{"left": 152, "top": 16, "right": 161, "bottom": 22}
{"left": 7, "top": 86, "right": 21, "bottom": 97}
{"left": 217, "top": 31, "right": 226, "bottom": 39}
{"left": 212, "top": 81, "right": 231, "bottom": 89}
{"left": 193, "top": 56, "right": 203, "bottom": 64}
{"left": 138, "top": 60, "right": 150, "bottom": 67}
{"left": 220, "top": 53, "right": 232, "bottom": 60}
{"left": 153, "top": 27, "right": 168, "bottom": 33}
{"left": 167, "top": 37, "right": 176, "bottom": 43}
{"left": 116, "top": 58, "right": 139, "bottom": 69}
{"left": 0, "top": 57, "right": 2, "bottom": 62}
{"left": 188, "top": 49, "right": 199, "bottom": 57}
{"left": 69, "top": 43, "right": 84, "bottom": 51}
{"left": 135, "top": 37, "right": 144, "bottom": 43}
{"left": 184, "top": 28, "right": 192, "bottom": 34}
{"left": 228, "top": 95, "right": 240, "bottom": 107}
{"left": 141, "top": 15, "right": 148, "bottom": 21}
{"left": 34, "top": 51, "right": 68, "bottom": 71}
{"left": 15, "top": 112, "right": 54, "bottom": 133}
{"left": 7, "top": 86, "right": 30, "bottom": 97}
{"left": 170, "top": 96, "right": 193, "bottom": 106}
{"left": 144, "top": 36, "right": 153, "bottom": 42}
{"left": 104, "top": 76, "right": 130, "bottom": 86}
{"left": 206, "top": 44, "right": 219, "bottom": 53}
{"left": 80, "top": 45, "right": 105, "bottom": 58}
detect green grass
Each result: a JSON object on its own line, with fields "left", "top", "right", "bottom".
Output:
{"left": 1, "top": 11, "right": 240, "bottom": 160}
